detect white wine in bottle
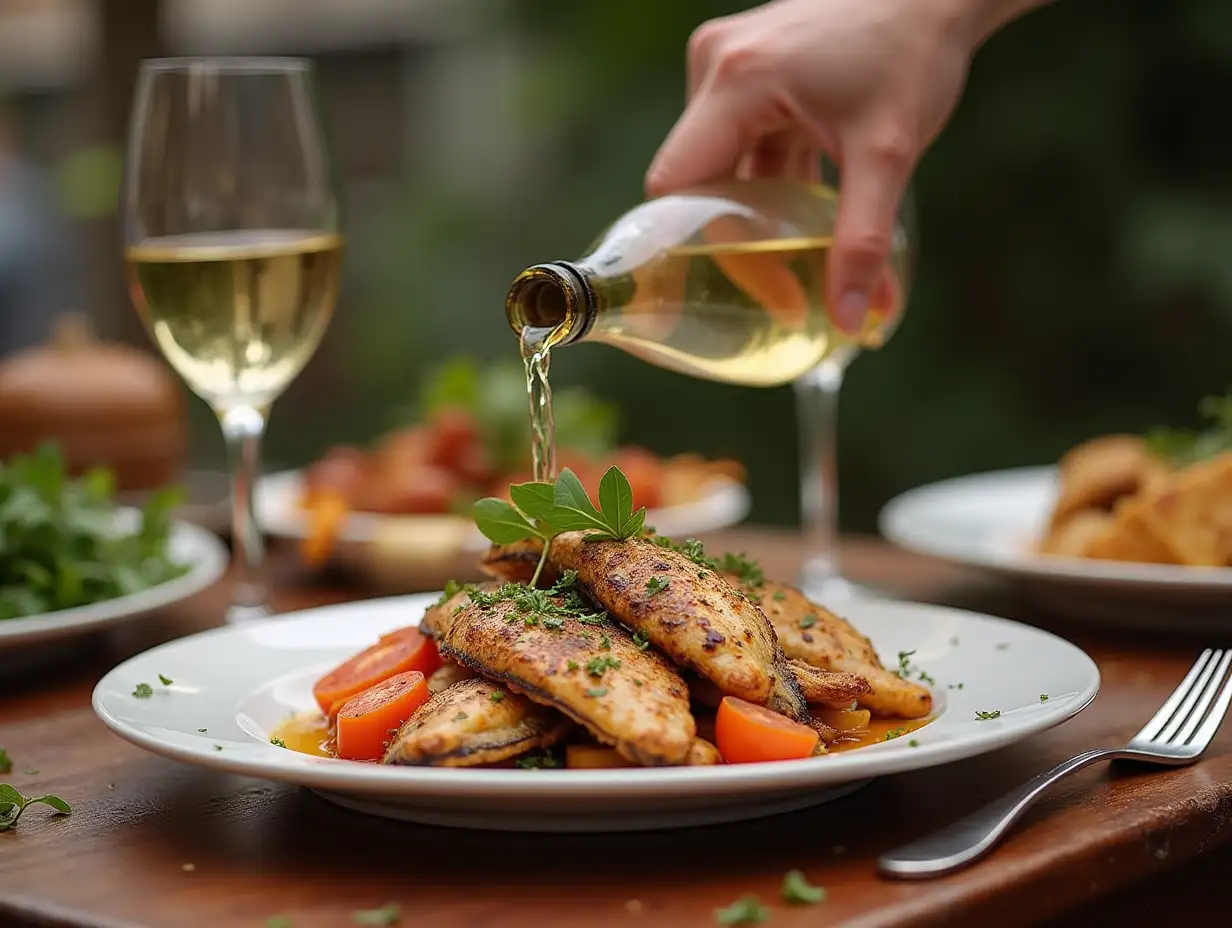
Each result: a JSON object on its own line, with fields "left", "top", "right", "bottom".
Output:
{"left": 126, "top": 229, "right": 343, "bottom": 410}
{"left": 505, "top": 180, "right": 909, "bottom": 388}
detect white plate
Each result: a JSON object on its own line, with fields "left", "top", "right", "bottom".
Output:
{"left": 879, "top": 467, "right": 1232, "bottom": 622}
{"left": 255, "top": 470, "right": 751, "bottom": 551}
{"left": 0, "top": 515, "right": 228, "bottom": 650}
{"left": 92, "top": 592, "right": 1098, "bottom": 832}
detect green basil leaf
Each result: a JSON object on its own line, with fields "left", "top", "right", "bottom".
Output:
{"left": 0, "top": 784, "right": 24, "bottom": 806}
{"left": 553, "top": 468, "right": 605, "bottom": 521}
{"left": 540, "top": 506, "right": 611, "bottom": 533}
{"left": 27, "top": 795, "right": 71, "bottom": 815}
{"left": 597, "top": 465, "right": 634, "bottom": 536}
{"left": 471, "top": 498, "right": 542, "bottom": 544}
{"left": 623, "top": 507, "right": 647, "bottom": 540}
{"left": 508, "top": 482, "right": 559, "bottom": 526}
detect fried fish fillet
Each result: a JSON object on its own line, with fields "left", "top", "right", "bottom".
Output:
{"left": 427, "top": 660, "right": 477, "bottom": 694}
{"left": 383, "top": 677, "right": 572, "bottom": 767}
{"left": 748, "top": 577, "right": 932, "bottom": 719}
{"left": 546, "top": 533, "right": 810, "bottom": 721}
{"left": 420, "top": 582, "right": 499, "bottom": 640}
{"left": 688, "top": 663, "right": 868, "bottom": 710}
{"left": 1049, "top": 434, "right": 1169, "bottom": 530}
{"left": 439, "top": 592, "right": 696, "bottom": 766}
{"left": 480, "top": 540, "right": 557, "bottom": 585}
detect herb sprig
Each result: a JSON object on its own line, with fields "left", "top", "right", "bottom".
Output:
{"left": 472, "top": 466, "right": 646, "bottom": 584}
{"left": 0, "top": 784, "right": 71, "bottom": 831}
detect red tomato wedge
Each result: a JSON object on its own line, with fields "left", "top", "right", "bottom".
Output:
{"left": 312, "top": 628, "right": 441, "bottom": 715}
{"left": 335, "top": 671, "right": 430, "bottom": 761}
{"left": 715, "top": 696, "right": 820, "bottom": 764}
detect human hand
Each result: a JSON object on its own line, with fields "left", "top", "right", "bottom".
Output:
{"left": 647, "top": 0, "right": 1037, "bottom": 332}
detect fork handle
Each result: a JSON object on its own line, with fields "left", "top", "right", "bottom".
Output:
{"left": 878, "top": 748, "right": 1134, "bottom": 879}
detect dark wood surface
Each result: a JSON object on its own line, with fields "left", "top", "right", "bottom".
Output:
{"left": 2, "top": 530, "right": 1231, "bottom": 928}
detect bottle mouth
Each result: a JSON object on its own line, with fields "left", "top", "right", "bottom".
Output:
{"left": 505, "top": 262, "right": 589, "bottom": 346}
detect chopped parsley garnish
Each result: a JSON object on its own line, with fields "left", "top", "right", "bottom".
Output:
{"left": 645, "top": 576, "right": 670, "bottom": 596}
{"left": 489, "top": 691, "right": 504, "bottom": 703}
{"left": 1039, "top": 694, "right": 1049, "bottom": 702}
{"left": 266, "top": 917, "right": 293, "bottom": 928}
{"left": 714, "top": 894, "right": 768, "bottom": 925}
{"left": 214, "top": 745, "right": 223, "bottom": 751}
{"left": 270, "top": 737, "right": 287, "bottom": 748}
{"left": 542, "top": 616, "right": 564, "bottom": 630}
{"left": 452, "top": 712, "right": 468, "bottom": 722}
{"left": 975, "top": 710, "right": 1001, "bottom": 721}
{"left": 773, "top": 590, "right": 787, "bottom": 601}
{"left": 896, "top": 650, "right": 916, "bottom": 678}
{"left": 633, "top": 629, "right": 651, "bottom": 651}
{"left": 780, "top": 869, "right": 826, "bottom": 904}
{"left": 132, "top": 683, "right": 153, "bottom": 699}
{"left": 0, "top": 785, "right": 71, "bottom": 831}
{"left": 158, "top": 674, "right": 173, "bottom": 686}
{"left": 918, "top": 670, "right": 935, "bottom": 686}
{"left": 716, "top": 551, "right": 765, "bottom": 588}
{"left": 0, "top": 749, "right": 10, "bottom": 775}
{"left": 577, "top": 613, "right": 607, "bottom": 626}
{"left": 600, "top": 633, "right": 611, "bottom": 650}
{"left": 633, "top": 679, "right": 643, "bottom": 686}
{"left": 515, "top": 751, "right": 561, "bottom": 769}
{"left": 799, "top": 614, "right": 818, "bottom": 629}
{"left": 884, "top": 727, "right": 908, "bottom": 741}
{"left": 198, "top": 728, "right": 207, "bottom": 733}
{"left": 586, "top": 686, "right": 609, "bottom": 698}
{"left": 948, "top": 682, "right": 965, "bottom": 691}
{"left": 351, "top": 902, "right": 402, "bottom": 926}
{"left": 908, "top": 739, "right": 920, "bottom": 747}
{"left": 744, "top": 591, "right": 762, "bottom": 604}
{"left": 585, "top": 655, "right": 622, "bottom": 677}
{"left": 566, "top": 660, "right": 579, "bottom": 671}
{"left": 996, "top": 642, "right": 1010, "bottom": 651}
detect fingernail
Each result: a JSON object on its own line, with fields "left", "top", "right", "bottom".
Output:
{"left": 835, "top": 291, "right": 869, "bottom": 333}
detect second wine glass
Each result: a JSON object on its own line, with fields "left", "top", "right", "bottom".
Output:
{"left": 122, "top": 57, "right": 343, "bottom": 623}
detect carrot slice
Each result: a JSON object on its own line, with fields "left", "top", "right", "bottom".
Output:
{"left": 715, "top": 696, "right": 820, "bottom": 764}
{"left": 312, "top": 629, "right": 441, "bottom": 715}
{"left": 335, "top": 671, "right": 430, "bottom": 761}
{"left": 565, "top": 745, "right": 634, "bottom": 769}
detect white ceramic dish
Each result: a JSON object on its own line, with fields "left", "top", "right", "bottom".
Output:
{"left": 93, "top": 591, "right": 1099, "bottom": 832}
{"left": 255, "top": 469, "right": 752, "bottom": 549}
{"left": 879, "top": 467, "right": 1232, "bottom": 623}
{"left": 0, "top": 515, "right": 228, "bottom": 650}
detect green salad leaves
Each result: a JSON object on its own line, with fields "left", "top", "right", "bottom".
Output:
{"left": 0, "top": 444, "right": 187, "bottom": 620}
{"left": 1144, "top": 394, "right": 1232, "bottom": 467}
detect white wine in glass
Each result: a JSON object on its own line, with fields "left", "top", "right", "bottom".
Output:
{"left": 123, "top": 58, "right": 343, "bottom": 622}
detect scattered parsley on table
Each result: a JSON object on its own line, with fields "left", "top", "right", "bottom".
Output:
{"left": 714, "top": 894, "right": 768, "bottom": 925}
{"left": 780, "top": 869, "right": 826, "bottom": 904}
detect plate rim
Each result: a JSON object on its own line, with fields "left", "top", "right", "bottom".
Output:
{"left": 255, "top": 469, "right": 752, "bottom": 545}
{"left": 879, "top": 465, "right": 1232, "bottom": 590}
{"left": 0, "top": 517, "right": 229, "bottom": 648}
{"left": 91, "top": 592, "right": 1101, "bottom": 799}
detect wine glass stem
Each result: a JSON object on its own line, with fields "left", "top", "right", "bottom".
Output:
{"left": 218, "top": 404, "right": 270, "bottom": 622}
{"left": 795, "top": 357, "right": 846, "bottom": 591}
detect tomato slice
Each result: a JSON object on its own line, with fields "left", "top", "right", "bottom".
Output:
{"left": 715, "top": 696, "right": 820, "bottom": 764}
{"left": 312, "top": 629, "right": 441, "bottom": 715}
{"left": 335, "top": 671, "right": 430, "bottom": 761}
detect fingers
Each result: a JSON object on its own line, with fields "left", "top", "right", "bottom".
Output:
{"left": 828, "top": 127, "right": 915, "bottom": 333}
{"left": 739, "top": 134, "right": 820, "bottom": 183}
{"left": 645, "top": 83, "right": 753, "bottom": 197}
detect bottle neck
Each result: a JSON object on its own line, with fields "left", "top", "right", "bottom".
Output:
{"left": 505, "top": 261, "right": 597, "bottom": 348}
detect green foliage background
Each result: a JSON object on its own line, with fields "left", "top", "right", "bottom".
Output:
{"left": 270, "top": 0, "right": 1232, "bottom": 532}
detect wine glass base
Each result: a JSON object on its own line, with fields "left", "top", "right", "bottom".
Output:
{"left": 226, "top": 603, "right": 272, "bottom": 625}
{"left": 798, "top": 560, "right": 881, "bottom": 606}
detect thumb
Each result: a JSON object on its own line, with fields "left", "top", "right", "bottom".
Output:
{"left": 829, "top": 130, "right": 914, "bottom": 334}
{"left": 645, "top": 84, "right": 758, "bottom": 198}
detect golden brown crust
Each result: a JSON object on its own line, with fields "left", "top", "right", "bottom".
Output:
{"left": 383, "top": 677, "right": 572, "bottom": 767}
{"left": 547, "top": 534, "right": 806, "bottom": 718}
{"left": 440, "top": 593, "right": 696, "bottom": 766}
{"left": 752, "top": 578, "right": 932, "bottom": 720}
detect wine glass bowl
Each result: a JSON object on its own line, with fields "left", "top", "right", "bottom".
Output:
{"left": 122, "top": 58, "right": 343, "bottom": 622}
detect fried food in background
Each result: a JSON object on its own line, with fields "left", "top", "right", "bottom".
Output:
{"left": 1040, "top": 408, "right": 1232, "bottom": 567}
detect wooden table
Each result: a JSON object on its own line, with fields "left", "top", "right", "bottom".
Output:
{"left": 3, "top": 530, "right": 1231, "bottom": 928}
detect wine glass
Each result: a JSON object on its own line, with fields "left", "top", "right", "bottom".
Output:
{"left": 122, "top": 58, "right": 343, "bottom": 622}
{"left": 795, "top": 176, "right": 914, "bottom": 603}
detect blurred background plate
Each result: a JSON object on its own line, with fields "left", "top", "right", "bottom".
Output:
{"left": 0, "top": 514, "right": 228, "bottom": 650}
{"left": 255, "top": 469, "right": 751, "bottom": 592}
{"left": 879, "top": 467, "right": 1232, "bottom": 626}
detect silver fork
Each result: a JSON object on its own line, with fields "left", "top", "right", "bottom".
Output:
{"left": 879, "top": 648, "right": 1232, "bottom": 880}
